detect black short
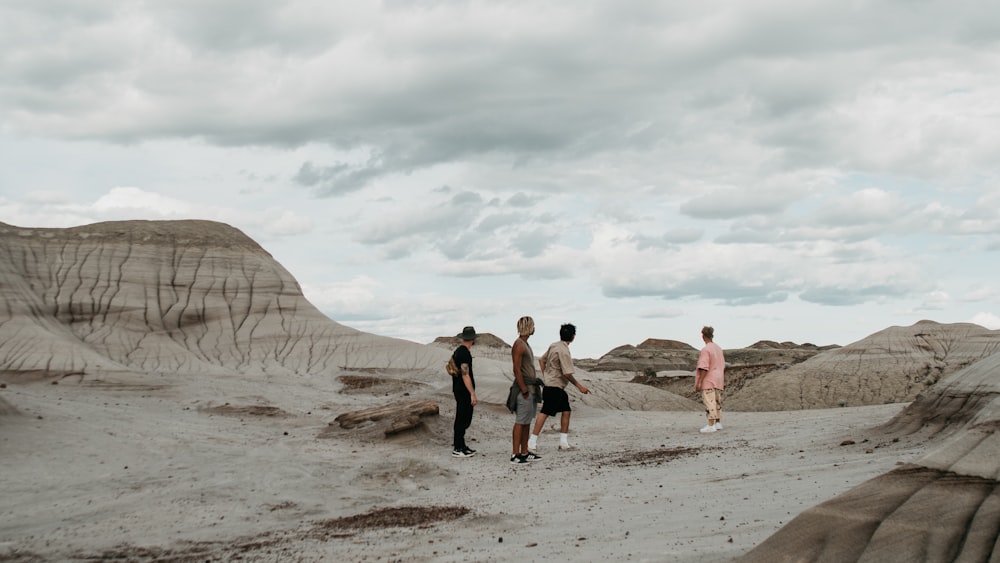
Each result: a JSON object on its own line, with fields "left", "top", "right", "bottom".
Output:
{"left": 540, "top": 386, "right": 571, "bottom": 416}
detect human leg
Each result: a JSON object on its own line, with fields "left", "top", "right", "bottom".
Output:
{"left": 528, "top": 414, "right": 547, "bottom": 451}
{"left": 453, "top": 395, "right": 474, "bottom": 451}
{"left": 513, "top": 393, "right": 536, "bottom": 455}
{"left": 559, "top": 411, "right": 571, "bottom": 433}
{"left": 557, "top": 412, "right": 574, "bottom": 449}
{"left": 700, "top": 389, "right": 720, "bottom": 433}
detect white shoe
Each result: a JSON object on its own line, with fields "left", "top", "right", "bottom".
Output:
{"left": 558, "top": 444, "right": 576, "bottom": 451}
{"left": 699, "top": 424, "right": 717, "bottom": 433}
{"left": 714, "top": 422, "right": 723, "bottom": 430}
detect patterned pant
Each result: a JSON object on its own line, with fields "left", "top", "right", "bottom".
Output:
{"left": 701, "top": 388, "right": 723, "bottom": 421}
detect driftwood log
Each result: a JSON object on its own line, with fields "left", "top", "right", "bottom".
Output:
{"left": 334, "top": 400, "right": 439, "bottom": 436}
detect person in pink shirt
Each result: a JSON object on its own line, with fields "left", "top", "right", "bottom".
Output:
{"left": 695, "top": 325, "right": 725, "bottom": 433}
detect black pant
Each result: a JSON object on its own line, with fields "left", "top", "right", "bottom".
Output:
{"left": 453, "top": 391, "right": 474, "bottom": 450}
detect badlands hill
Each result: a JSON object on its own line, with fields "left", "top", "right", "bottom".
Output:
{"left": 727, "top": 320, "right": 1000, "bottom": 411}
{"left": 576, "top": 321, "right": 1000, "bottom": 413}
{"left": 741, "top": 342, "right": 1000, "bottom": 562}
{"left": 0, "top": 219, "right": 447, "bottom": 381}
{"left": 2, "top": 219, "right": 999, "bottom": 562}
{"left": 0, "top": 219, "right": 691, "bottom": 410}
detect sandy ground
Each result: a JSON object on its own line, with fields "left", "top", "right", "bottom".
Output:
{"left": 0, "top": 373, "right": 926, "bottom": 562}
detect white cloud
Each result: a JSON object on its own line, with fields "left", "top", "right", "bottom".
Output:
{"left": 3, "top": 0, "right": 1000, "bottom": 356}
{"left": 92, "top": 187, "right": 194, "bottom": 217}
{"left": 970, "top": 312, "right": 1000, "bottom": 330}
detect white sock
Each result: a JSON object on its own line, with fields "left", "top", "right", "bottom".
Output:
{"left": 559, "top": 433, "right": 569, "bottom": 446}
{"left": 528, "top": 434, "right": 538, "bottom": 448}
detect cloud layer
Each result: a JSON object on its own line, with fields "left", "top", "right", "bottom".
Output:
{"left": 2, "top": 0, "right": 999, "bottom": 355}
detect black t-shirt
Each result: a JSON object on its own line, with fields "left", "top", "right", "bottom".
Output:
{"left": 452, "top": 345, "right": 475, "bottom": 393}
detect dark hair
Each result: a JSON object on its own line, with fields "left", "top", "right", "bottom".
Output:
{"left": 560, "top": 323, "right": 576, "bottom": 342}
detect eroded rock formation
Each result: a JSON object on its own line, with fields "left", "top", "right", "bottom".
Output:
{"left": 728, "top": 320, "right": 1000, "bottom": 411}
{"left": 0, "top": 220, "right": 445, "bottom": 381}
{"left": 739, "top": 346, "right": 1000, "bottom": 562}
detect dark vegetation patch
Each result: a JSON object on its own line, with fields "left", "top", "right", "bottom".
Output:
{"left": 0, "top": 550, "right": 46, "bottom": 562}
{"left": 69, "top": 533, "right": 286, "bottom": 563}
{"left": 596, "top": 446, "right": 704, "bottom": 467}
{"left": 309, "top": 505, "right": 471, "bottom": 538}
{"left": 337, "top": 375, "right": 428, "bottom": 394}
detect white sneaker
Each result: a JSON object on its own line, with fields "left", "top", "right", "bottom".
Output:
{"left": 714, "top": 422, "right": 723, "bottom": 430}
{"left": 699, "top": 424, "right": 717, "bottom": 433}
{"left": 558, "top": 444, "right": 576, "bottom": 451}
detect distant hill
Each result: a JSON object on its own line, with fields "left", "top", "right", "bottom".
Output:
{"left": 576, "top": 337, "right": 830, "bottom": 376}
{"left": 0, "top": 220, "right": 445, "bottom": 382}
{"left": 429, "top": 333, "right": 512, "bottom": 363}
{"left": 727, "top": 320, "right": 1000, "bottom": 411}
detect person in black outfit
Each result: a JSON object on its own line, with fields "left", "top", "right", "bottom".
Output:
{"left": 451, "top": 326, "right": 479, "bottom": 457}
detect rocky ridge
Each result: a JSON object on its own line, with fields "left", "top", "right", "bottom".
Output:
{"left": 741, "top": 342, "right": 1000, "bottom": 562}
{"left": 727, "top": 320, "right": 1000, "bottom": 411}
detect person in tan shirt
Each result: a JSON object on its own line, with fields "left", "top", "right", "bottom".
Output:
{"left": 527, "top": 323, "right": 589, "bottom": 452}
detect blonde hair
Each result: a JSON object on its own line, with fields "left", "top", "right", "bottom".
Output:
{"left": 517, "top": 316, "right": 535, "bottom": 336}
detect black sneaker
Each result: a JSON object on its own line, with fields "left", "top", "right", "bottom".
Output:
{"left": 524, "top": 452, "right": 543, "bottom": 462}
{"left": 462, "top": 447, "right": 477, "bottom": 456}
{"left": 452, "top": 449, "right": 472, "bottom": 458}
{"left": 510, "top": 454, "right": 528, "bottom": 465}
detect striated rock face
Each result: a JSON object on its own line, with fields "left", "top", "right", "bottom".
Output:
{"left": 0, "top": 220, "right": 444, "bottom": 381}
{"left": 728, "top": 320, "right": 1000, "bottom": 411}
{"left": 576, "top": 342, "right": 698, "bottom": 373}
{"left": 577, "top": 339, "right": 826, "bottom": 381}
{"left": 740, "top": 347, "right": 1000, "bottom": 563}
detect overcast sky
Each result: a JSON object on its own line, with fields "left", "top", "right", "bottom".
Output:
{"left": 2, "top": 1, "right": 999, "bottom": 358}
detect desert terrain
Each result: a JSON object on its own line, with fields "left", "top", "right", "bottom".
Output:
{"left": 2, "top": 220, "right": 998, "bottom": 562}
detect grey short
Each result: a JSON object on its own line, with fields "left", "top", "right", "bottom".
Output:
{"left": 514, "top": 391, "right": 537, "bottom": 425}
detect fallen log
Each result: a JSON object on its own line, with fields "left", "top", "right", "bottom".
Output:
{"left": 334, "top": 400, "right": 440, "bottom": 435}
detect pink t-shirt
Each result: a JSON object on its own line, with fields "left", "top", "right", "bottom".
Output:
{"left": 696, "top": 341, "right": 725, "bottom": 390}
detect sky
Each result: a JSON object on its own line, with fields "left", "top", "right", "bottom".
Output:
{"left": 2, "top": 1, "right": 999, "bottom": 358}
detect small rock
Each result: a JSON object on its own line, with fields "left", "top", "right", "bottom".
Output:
{"left": 839, "top": 440, "right": 855, "bottom": 446}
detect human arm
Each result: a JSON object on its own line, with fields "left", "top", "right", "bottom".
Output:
{"left": 695, "top": 368, "right": 706, "bottom": 391}
{"left": 511, "top": 340, "right": 530, "bottom": 397}
{"left": 460, "top": 362, "right": 477, "bottom": 405}
{"left": 555, "top": 345, "right": 588, "bottom": 394}
{"left": 695, "top": 348, "right": 710, "bottom": 391}
{"left": 563, "top": 372, "right": 589, "bottom": 394}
